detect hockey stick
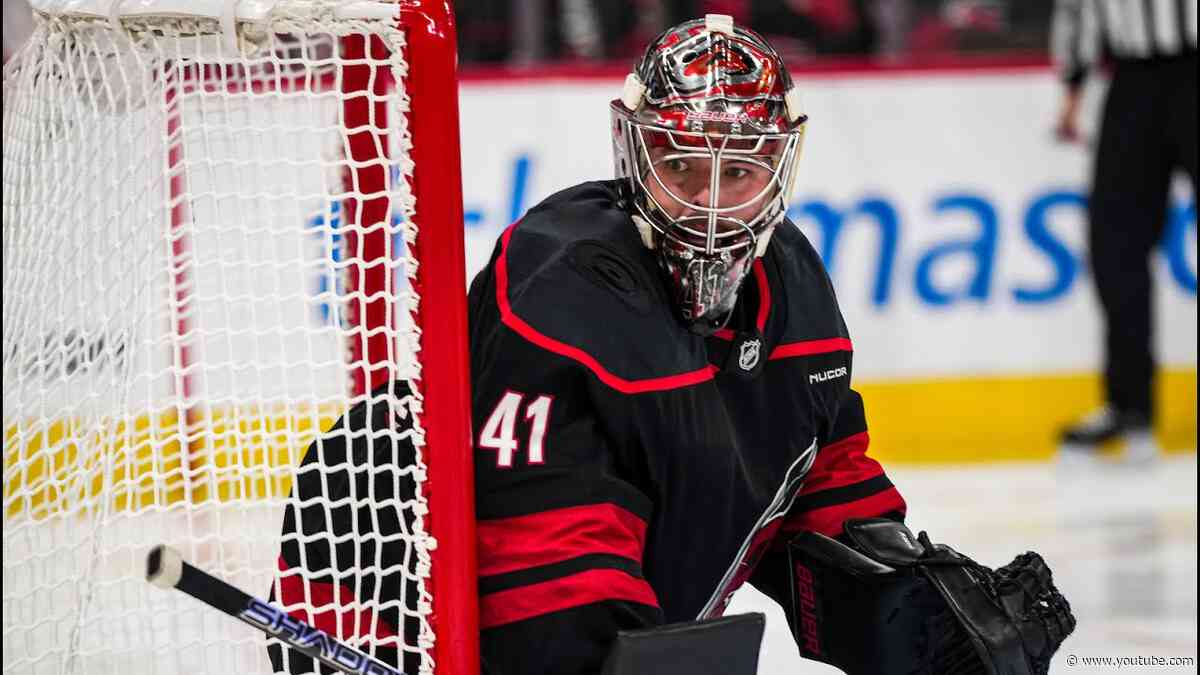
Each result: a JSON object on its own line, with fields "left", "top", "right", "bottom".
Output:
{"left": 145, "top": 545, "right": 405, "bottom": 675}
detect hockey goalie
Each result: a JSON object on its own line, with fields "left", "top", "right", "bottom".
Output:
{"left": 270, "top": 14, "right": 1075, "bottom": 675}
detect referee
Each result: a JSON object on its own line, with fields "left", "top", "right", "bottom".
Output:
{"left": 1052, "top": 0, "right": 1197, "bottom": 461}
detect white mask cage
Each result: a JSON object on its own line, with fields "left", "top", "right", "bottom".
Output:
{"left": 613, "top": 111, "right": 805, "bottom": 260}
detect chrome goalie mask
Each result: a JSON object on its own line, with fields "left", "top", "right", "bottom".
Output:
{"left": 612, "top": 14, "right": 808, "bottom": 335}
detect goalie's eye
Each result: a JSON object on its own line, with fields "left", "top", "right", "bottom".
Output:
{"left": 664, "top": 158, "right": 690, "bottom": 174}
{"left": 723, "top": 165, "right": 751, "bottom": 180}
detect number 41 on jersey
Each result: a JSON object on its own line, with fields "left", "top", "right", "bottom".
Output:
{"left": 479, "top": 392, "right": 553, "bottom": 468}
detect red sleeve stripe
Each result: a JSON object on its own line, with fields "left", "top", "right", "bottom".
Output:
{"left": 477, "top": 503, "right": 647, "bottom": 577}
{"left": 274, "top": 556, "right": 399, "bottom": 639}
{"left": 480, "top": 568, "right": 660, "bottom": 629}
{"left": 768, "top": 337, "right": 853, "bottom": 360}
{"left": 799, "top": 432, "right": 883, "bottom": 495}
{"left": 781, "top": 487, "right": 908, "bottom": 539}
{"left": 495, "top": 223, "right": 718, "bottom": 394}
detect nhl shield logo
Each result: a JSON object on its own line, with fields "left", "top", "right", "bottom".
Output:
{"left": 738, "top": 338, "right": 762, "bottom": 371}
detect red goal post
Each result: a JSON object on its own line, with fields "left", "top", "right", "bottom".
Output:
{"left": 382, "top": 4, "right": 479, "bottom": 673}
{"left": 2, "top": 1, "right": 478, "bottom": 673}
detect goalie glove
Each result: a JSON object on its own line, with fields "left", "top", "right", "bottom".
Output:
{"left": 786, "top": 518, "right": 1075, "bottom": 675}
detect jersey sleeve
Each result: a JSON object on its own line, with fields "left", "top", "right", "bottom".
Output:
{"left": 780, "top": 387, "right": 907, "bottom": 539}
{"left": 468, "top": 255, "right": 664, "bottom": 675}
{"left": 747, "top": 387, "right": 907, "bottom": 661}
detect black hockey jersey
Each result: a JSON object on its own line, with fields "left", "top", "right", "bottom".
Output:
{"left": 268, "top": 180, "right": 906, "bottom": 675}
{"left": 469, "top": 181, "right": 905, "bottom": 674}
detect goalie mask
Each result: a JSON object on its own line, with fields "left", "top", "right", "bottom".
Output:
{"left": 612, "top": 14, "right": 807, "bottom": 335}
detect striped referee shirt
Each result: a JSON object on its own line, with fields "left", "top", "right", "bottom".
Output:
{"left": 1052, "top": 0, "right": 1198, "bottom": 85}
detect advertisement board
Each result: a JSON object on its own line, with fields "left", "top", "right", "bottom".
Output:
{"left": 455, "top": 66, "right": 1196, "bottom": 460}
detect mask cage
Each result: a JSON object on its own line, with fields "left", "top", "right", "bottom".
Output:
{"left": 613, "top": 109, "right": 804, "bottom": 258}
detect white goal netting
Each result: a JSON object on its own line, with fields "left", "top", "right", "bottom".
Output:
{"left": 3, "top": 2, "right": 468, "bottom": 673}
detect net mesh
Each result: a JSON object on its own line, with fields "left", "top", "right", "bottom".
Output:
{"left": 2, "top": 3, "right": 435, "bottom": 673}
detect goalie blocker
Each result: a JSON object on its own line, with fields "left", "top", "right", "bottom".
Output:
{"left": 784, "top": 518, "right": 1076, "bottom": 675}
{"left": 601, "top": 613, "right": 765, "bottom": 675}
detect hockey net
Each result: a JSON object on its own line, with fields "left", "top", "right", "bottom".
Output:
{"left": 2, "top": 1, "right": 477, "bottom": 673}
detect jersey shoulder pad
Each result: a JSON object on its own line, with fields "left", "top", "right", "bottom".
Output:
{"left": 767, "top": 221, "right": 850, "bottom": 343}
{"left": 496, "top": 181, "right": 709, "bottom": 385}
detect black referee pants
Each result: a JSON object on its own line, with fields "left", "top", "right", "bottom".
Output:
{"left": 1088, "top": 53, "right": 1197, "bottom": 420}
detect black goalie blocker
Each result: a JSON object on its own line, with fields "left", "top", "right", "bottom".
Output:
{"left": 786, "top": 518, "right": 1075, "bottom": 675}
{"left": 601, "top": 613, "right": 765, "bottom": 675}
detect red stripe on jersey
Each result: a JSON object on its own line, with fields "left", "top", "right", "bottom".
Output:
{"left": 496, "top": 224, "right": 718, "bottom": 394}
{"left": 769, "top": 337, "right": 853, "bottom": 360}
{"left": 799, "top": 432, "right": 881, "bottom": 495}
{"left": 477, "top": 503, "right": 648, "bottom": 577}
{"left": 782, "top": 487, "right": 908, "bottom": 539}
{"left": 753, "top": 259, "right": 771, "bottom": 333}
{"left": 479, "top": 568, "right": 660, "bottom": 629}
{"left": 274, "top": 557, "right": 399, "bottom": 639}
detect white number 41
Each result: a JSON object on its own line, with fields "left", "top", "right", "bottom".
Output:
{"left": 478, "top": 392, "right": 553, "bottom": 468}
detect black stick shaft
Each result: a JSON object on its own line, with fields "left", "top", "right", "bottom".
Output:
{"left": 146, "top": 545, "right": 405, "bottom": 675}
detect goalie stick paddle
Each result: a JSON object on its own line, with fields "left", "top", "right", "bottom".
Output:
{"left": 145, "top": 545, "right": 406, "bottom": 675}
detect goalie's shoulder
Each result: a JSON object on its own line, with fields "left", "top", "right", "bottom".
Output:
{"left": 488, "top": 180, "right": 709, "bottom": 385}
{"left": 495, "top": 181, "right": 701, "bottom": 378}
{"left": 766, "top": 220, "right": 850, "bottom": 344}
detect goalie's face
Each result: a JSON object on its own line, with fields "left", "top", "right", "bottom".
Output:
{"left": 644, "top": 144, "right": 779, "bottom": 235}
{"left": 622, "top": 125, "right": 800, "bottom": 335}
{"left": 640, "top": 145, "right": 779, "bottom": 330}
